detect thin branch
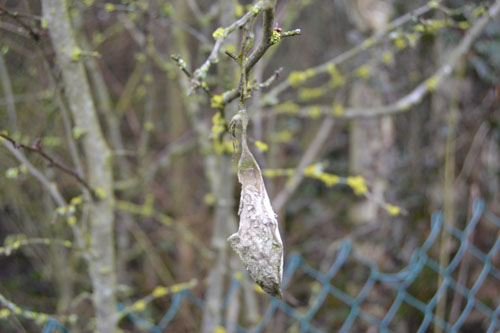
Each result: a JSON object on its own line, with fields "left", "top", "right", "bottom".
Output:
{"left": 171, "top": 54, "right": 193, "bottom": 78}
{"left": 1, "top": 140, "right": 66, "bottom": 207}
{"left": 267, "top": 0, "right": 500, "bottom": 217}
{"left": 0, "top": 90, "right": 52, "bottom": 106}
{"left": 454, "top": 122, "right": 489, "bottom": 186}
{"left": 262, "top": 1, "right": 442, "bottom": 101}
{"left": 0, "top": 292, "right": 75, "bottom": 325}
{"left": 144, "top": 131, "right": 196, "bottom": 184}
{"left": 224, "top": 50, "right": 239, "bottom": 63}
{"left": 251, "top": 67, "right": 283, "bottom": 90}
{"left": 116, "top": 279, "right": 197, "bottom": 321}
{"left": 279, "top": 28, "right": 301, "bottom": 38}
{"left": 1, "top": 140, "right": 88, "bottom": 253}
{"left": 215, "top": 67, "right": 284, "bottom": 108}
{"left": 114, "top": 200, "right": 214, "bottom": 260}
{"left": 0, "top": 133, "right": 94, "bottom": 194}
{"left": 0, "top": 21, "right": 32, "bottom": 40}
{"left": 265, "top": 0, "right": 499, "bottom": 210}
{"left": 167, "top": 17, "right": 211, "bottom": 45}
{"left": 0, "top": 6, "right": 41, "bottom": 41}
{"left": 265, "top": 0, "right": 500, "bottom": 120}
{"left": 172, "top": 0, "right": 299, "bottom": 99}
{"left": 0, "top": 7, "right": 42, "bottom": 20}
{"left": 244, "top": 3, "right": 276, "bottom": 74}
{"left": 1, "top": 1, "right": 90, "bottom": 201}
{"left": 184, "top": 1, "right": 272, "bottom": 94}
{"left": 342, "top": 0, "right": 499, "bottom": 118}
{"left": 266, "top": 166, "right": 408, "bottom": 216}
{"left": 238, "top": 7, "right": 260, "bottom": 105}
{"left": 272, "top": 117, "right": 335, "bottom": 211}
{"left": 186, "top": 0, "right": 204, "bottom": 22}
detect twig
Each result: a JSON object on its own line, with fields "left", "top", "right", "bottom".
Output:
{"left": 182, "top": 0, "right": 298, "bottom": 96}
{"left": 343, "top": 0, "right": 500, "bottom": 118}
{"left": 0, "top": 6, "right": 41, "bottom": 41}
{"left": 265, "top": 167, "right": 408, "bottom": 216}
{"left": 144, "top": 131, "right": 196, "bottom": 184}
{"left": 128, "top": 220, "right": 176, "bottom": 285}
{"left": 1, "top": 140, "right": 88, "bottom": 253}
{"left": 1, "top": 1, "right": 91, "bottom": 200}
{"left": 171, "top": 54, "right": 193, "bottom": 78}
{"left": 167, "top": 17, "right": 211, "bottom": 45}
{"left": 0, "top": 133, "right": 94, "bottom": 194}
{"left": 186, "top": 0, "right": 204, "bottom": 22}
{"left": 244, "top": 3, "right": 277, "bottom": 74}
{"left": 91, "top": 0, "right": 213, "bottom": 44}
{"left": 272, "top": 117, "right": 335, "bottom": 211}
{"left": 214, "top": 67, "right": 284, "bottom": 109}
{"left": 114, "top": 200, "right": 214, "bottom": 260}
{"left": 116, "top": 279, "right": 197, "bottom": 321}
{"left": 224, "top": 50, "right": 239, "bottom": 63}
{"left": 262, "top": 0, "right": 500, "bottom": 120}
{"left": 279, "top": 28, "right": 301, "bottom": 38}
{"left": 186, "top": 2, "right": 266, "bottom": 94}
{"left": 0, "top": 238, "right": 73, "bottom": 256}
{"left": 0, "top": 292, "right": 76, "bottom": 325}
{"left": 266, "top": 0, "right": 500, "bottom": 211}
{"left": 262, "top": 0, "right": 443, "bottom": 101}
{"left": 1, "top": 140, "right": 66, "bottom": 206}
{"left": 251, "top": 67, "right": 283, "bottom": 90}
{"left": 172, "top": 1, "right": 299, "bottom": 100}
{"left": 454, "top": 122, "right": 489, "bottom": 186}
{"left": 0, "top": 90, "right": 52, "bottom": 106}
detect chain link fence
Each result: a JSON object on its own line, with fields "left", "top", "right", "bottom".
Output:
{"left": 37, "top": 199, "right": 500, "bottom": 332}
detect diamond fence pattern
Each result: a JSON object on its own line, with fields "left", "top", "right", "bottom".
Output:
{"left": 41, "top": 200, "right": 500, "bottom": 332}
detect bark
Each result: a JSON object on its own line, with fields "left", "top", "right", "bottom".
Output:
{"left": 42, "top": 1, "right": 117, "bottom": 331}
{"left": 0, "top": 54, "right": 16, "bottom": 131}
{"left": 348, "top": 81, "right": 393, "bottom": 225}
{"left": 198, "top": 1, "right": 240, "bottom": 331}
{"left": 431, "top": 29, "right": 460, "bottom": 333}
{"left": 201, "top": 157, "right": 235, "bottom": 333}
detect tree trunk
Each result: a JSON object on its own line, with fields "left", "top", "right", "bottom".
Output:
{"left": 42, "top": 1, "right": 117, "bottom": 331}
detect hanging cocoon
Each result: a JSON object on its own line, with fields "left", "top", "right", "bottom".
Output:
{"left": 228, "top": 112, "right": 284, "bottom": 298}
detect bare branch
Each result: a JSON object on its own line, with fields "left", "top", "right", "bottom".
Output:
{"left": 272, "top": 117, "right": 335, "bottom": 211}
{"left": 340, "top": 0, "right": 500, "bottom": 118}
{"left": 171, "top": 54, "right": 193, "bottom": 78}
{"left": 0, "top": 133, "right": 94, "bottom": 194}
{"left": 280, "top": 28, "right": 301, "bottom": 38}
{"left": 251, "top": 67, "right": 283, "bottom": 90}
{"left": 0, "top": 6, "right": 41, "bottom": 41}
{"left": 214, "top": 67, "right": 284, "bottom": 109}
{"left": 187, "top": 2, "right": 267, "bottom": 94}
{"left": 265, "top": 0, "right": 500, "bottom": 120}
{"left": 1, "top": 140, "right": 66, "bottom": 207}
{"left": 262, "top": 1, "right": 442, "bottom": 101}
{"left": 244, "top": 2, "right": 276, "bottom": 74}
{"left": 1, "top": 140, "right": 89, "bottom": 253}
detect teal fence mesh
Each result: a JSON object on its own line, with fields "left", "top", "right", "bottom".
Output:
{"left": 41, "top": 199, "right": 500, "bottom": 332}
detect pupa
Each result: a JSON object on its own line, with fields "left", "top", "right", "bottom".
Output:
{"left": 227, "top": 110, "right": 284, "bottom": 298}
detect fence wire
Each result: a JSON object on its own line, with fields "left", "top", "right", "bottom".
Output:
{"left": 39, "top": 199, "right": 500, "bottom": 332}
